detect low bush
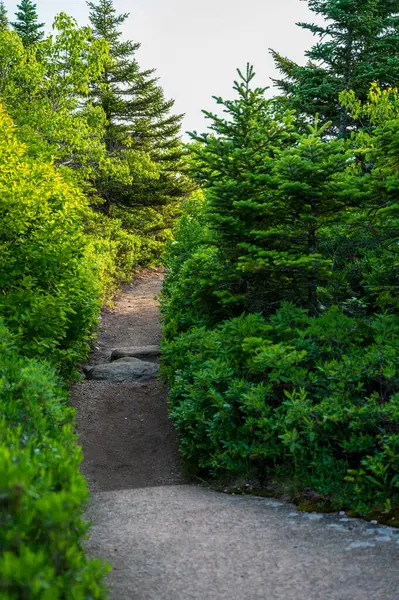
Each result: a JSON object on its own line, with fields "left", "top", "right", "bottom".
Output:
{"left": 0, "top": 321, "right": 108, "bottom": 598}
{"left": 162, "top": 306, "right": 399, "bottom": 513}
{"left": 0, "top": 105, "right": 100, "bottom": 376}
{"left": 161, "top": 192, "right": 245, "bottom": 338}
{"left": 0, "top": 104, "right": 111, "bottom": 596}
{"left": 84, "top": 211, "right": 143, "bottom": 305}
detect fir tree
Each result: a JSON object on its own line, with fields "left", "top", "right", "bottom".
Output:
{"left": 87, "top": 0, "right": 193, "bottom": 229}
{"left": 11, "top": 0, "right": 44, "bottom": 46}
{"left": 190, "top": 66, "right": 358, "bottom": 314}
{"left": 242, "top": 123, "right": 355, "bottom": 313}
{"left": 271, "top": 0, "right": 399, "bottom": 136}
{"left": 189, "top": 65, "right": 298, "bottom": 313}
{"left": 0, "top": 1, "right": 8, "bottom": 29}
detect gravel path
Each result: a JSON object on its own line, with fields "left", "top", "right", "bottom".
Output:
{"left": 72, "top": 271, "right": 399, "bottom": 600}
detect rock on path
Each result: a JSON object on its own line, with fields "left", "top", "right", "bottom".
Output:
{"left": 86, "top": 357, "right": 160, "bottom": 382}
{"left": 71, "top": 270, "right": 399, "bottom": 600}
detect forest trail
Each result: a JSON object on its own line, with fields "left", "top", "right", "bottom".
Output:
{"left": 71, "top": 272, "right": 399, "bottom": 600}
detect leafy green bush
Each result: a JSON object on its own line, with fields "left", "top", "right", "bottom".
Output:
{"left": 84, "top": 210, "right": 143, "bottom": 304}
{"left": 0, "top": 321, "right": 108, "bottom": 598}
{"left": 0, "top": 105, "right": 101, "bottom": 375}
{"left": 162, "top": 306, "right": 399, "bottom": 513}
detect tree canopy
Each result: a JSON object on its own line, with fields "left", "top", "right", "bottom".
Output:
{"left": 271, "top": 0, "right": 399, "bottom": 135}
{"left": 11, "top": 0, "right": 44, "bottom": 46}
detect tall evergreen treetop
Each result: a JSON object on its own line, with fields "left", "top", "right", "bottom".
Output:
{"left": 12, "top": 0, "right": 44, "bottom": 46}
{"left": 271, "top": 0, "right": 399, "bottom": 135}
{"left": 0, "top": 1, "right": 8, "bottom": 29}
{"left": 88, "top": 0, "right": 193, "bottom": 223}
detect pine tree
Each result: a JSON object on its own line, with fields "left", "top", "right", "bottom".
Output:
{"left": 271, "top": 0, "right": 399, "bottom": 136}
{"left": 190, "top": 66, "right": 358, "bottom": 314}
{"left": 189, "top": 65, "right": 298, "bottom": 313}
{"left": 190, "top": 65, "right": 294, "bottom": 259}
{"left": 0, "top": 1, "right": 8, "bottom": 29}
{"left": 243, "top": 123, "right": 356, "bottom": 313}
{"left": 11, "top": 0, "right": 44, "bottom": 46}
{"left": 87, "top": 0, "right": 193, "bottom": 230}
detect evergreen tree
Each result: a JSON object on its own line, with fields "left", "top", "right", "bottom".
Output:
{"left": 0, "top": 1, "right": 8, "bottom": 29}
{"left": 87, "top": 0, "right": 193, "bottom": 231}
{"left": 189, "top": 65, "right": 298, "bottom": 313}
{"left": 244, "top": 124, "right": 355, "bottom": 314}
{"left": 190, "top": 65, "right": 295, "bottom": 260}
{"left": 190, "top": 66, "right": 358, "bottom": 314}
{"left": 271, "top": 0, "right": 399, "bottom": 135}
{"left": 11, "top": 0, "right": 44, "bottom": 46}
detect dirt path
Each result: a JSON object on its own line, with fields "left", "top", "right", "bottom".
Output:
{"left": 71, "top": 270, "right": 184, "bottom": 491}
{"left": 72, "top": 271, "right": 399, "bottom": 600}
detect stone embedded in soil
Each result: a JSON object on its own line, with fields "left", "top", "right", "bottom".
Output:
{"left": 110, "top": 345, "right": 160, "bottom": 361}
{"left": 85, "top": 357, "right": 159, "bottom": 381}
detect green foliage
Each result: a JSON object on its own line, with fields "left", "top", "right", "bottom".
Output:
{"left": 0, "top": 105, "right": 100, "bottom": 375}
{"left": 271, "top": 0, "right": 399, "bottom": 135}
{"left": 84, "top": 210, "right": 144, "bottom": 304}
{"left": 162, "top": 71, "right": 399, "bottom": 516}
{"left": 0, "top": 321, "right": 109, "bottom": 597}
{"left": 162, "top": 306, "right": 399, "bottom": 512}
{"left": 11, "top": 0, "right": 44, "bottom": 46}
{"left": 161, "top": 191, "right": 243, "bottom": 338}
{"left": 0, "top": 16, "right": 109, "bottom": 180}
{"left": 0, "top": 1, "right": 7, "bottom": 29}
{"left": 0, "top": 16, "right": 164, "bottom": 301}
{"left": 188, "top": 67, "right": 366, "bottom": 316}
{"left": 88, "top": 0, "right": 194, "bottom": 235}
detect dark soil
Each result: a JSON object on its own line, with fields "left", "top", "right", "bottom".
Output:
{"left": 70, "top": 269, "right": 185, "bottom": 492}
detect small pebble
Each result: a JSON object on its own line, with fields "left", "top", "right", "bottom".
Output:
{"left": 375, "top": 535, "right": 391, "bottom": 543}
{"left": 327, "top": 524, "right": 347, "bottom": 532}
{"left": 370, "top": 520, "right": 378, "bottom": 524}
{"left": 264, "top": 500, "right": 283, "bottom": 507}
{"left": 304, "top": 513, "right": 323, "bottom": 521}
{"left": 346, "top": 541, "right": 375, "bottom": 551}
{"left": 288, "top": 512, "right": 298, "bottom": 517}
{"left": 339, "top": 511, "right": 346, "bottom": 516}
{"left": 340, "top": 518, "right": 351, "bottom": 522}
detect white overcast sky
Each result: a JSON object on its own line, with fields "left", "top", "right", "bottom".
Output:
{"left": 7, "top": 0, "right": 319, "bottom": 134}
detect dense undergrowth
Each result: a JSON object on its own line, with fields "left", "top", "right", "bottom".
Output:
{"left": 0, "top": 105, "right": 111, "bottom": 596}
{"left": 0, "top": 3, "right": 188, "bottom": 596}
{"left": 0, "top": 323, "right": 107, "bottom": 598}
{"left": 161, "top": 72, "right": 399, "bottom": 519}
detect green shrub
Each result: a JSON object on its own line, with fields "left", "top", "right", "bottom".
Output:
{"left": 161, "top": 192, "right": 246, "bottom": 338}
{"left": 0, "top": 321, "right": 108, "bottom": 598}
{"left": 84, "top": 210, "right": 143, "bottom": 305}
{"left": 0, "top": 105, "right": 100, "bottom": 375}
{"left": 162, "top": 306, "right": 399, "bottom": 513}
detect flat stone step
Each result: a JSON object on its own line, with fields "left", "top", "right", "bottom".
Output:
{"left": 85, "top": 357, "right": 159, "bottom": 382}
{"left": 110, "top": 345, "right": 161, "bottom": 362}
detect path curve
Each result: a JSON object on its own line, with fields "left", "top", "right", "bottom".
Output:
{"left": 72, "top": 271, "right": 399, "bottom": 600}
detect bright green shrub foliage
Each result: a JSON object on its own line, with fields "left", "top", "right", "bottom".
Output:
{"left": 0, "top": 105, "right": 100, "bottom": 375}
{"left": 0, "top": 321, "right": 108, "bottom": 598}
{"left": 84, "top": 210, "right": 143, "bottom": 305}
{"left": 162, "top": 306, "right": 399, "bottom": 512}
